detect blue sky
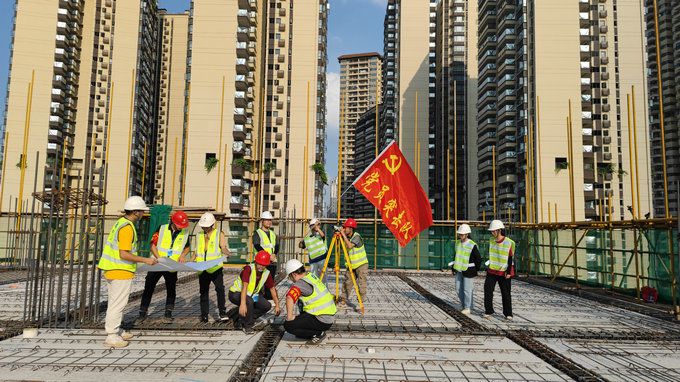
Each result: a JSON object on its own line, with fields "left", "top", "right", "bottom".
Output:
{"left": 0, "top": 0, "right": 385, "bottom": 181}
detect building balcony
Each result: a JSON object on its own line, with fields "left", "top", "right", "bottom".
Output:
{"left": 49, "top": 115, "right": 63, "bottom": 126}
{"left": 237, "top": 27, "right": 249, "bottom": 42}
{"left": 231, "top": 179, "right": 245, "bottom": 193}
{"left": 237, "top": 9, "right": 251, "bottom": 27}
{"left": 235, "top": 91, "right": 247, "bottom": 107}
{"left": 51, "top": 88, "right": 65, "bottom": 100}
{"left": 236, "top": 58, "right": 248, "bottom": 74}
{"left": 233, "top": 141, "right": 245, "bottom": 156}
{"left": 235, "top": 75, "right": 247, "bottom": 91}
{"left": 236, "top": 42, "right": 248, "bottom": 58}
{"left": 234, "top": 124, "right": 247, "bottom": 140}
{"left": 234, "top": 108, "right": 247, "bottom": 124}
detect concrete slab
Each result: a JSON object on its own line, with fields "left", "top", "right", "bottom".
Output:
{"left": 277, "top": 274, "right": 462, "bottom": 331}
{"left": 0, "top": 328, "right": 260, "bottom": 381}
{"left": 412, "top": 274, "right": 678, "bottom": 336}
{"left": 261, "top": 332, "right": 571, "bottom": 381}
{"left": 539, "top": 338, "right": 680, "bottom": 382}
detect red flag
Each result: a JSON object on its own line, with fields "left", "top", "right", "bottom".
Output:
{"left": 353, "top": 141, "right": 433, "bottom": 247}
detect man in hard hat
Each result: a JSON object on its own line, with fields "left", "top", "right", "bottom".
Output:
{"left": 252, "top": 211, "right": 279, "bottom": 297}
{"left": 337, "top": 218, "right": 368, "bottom": 309}
{"left": 228, "top": 250, "right": 281, "bottom": 334}
{"left": 484, "top": 220, "right": 515, "bottom": 320}
{"left": 138, "top": 210, "right": 190, "bottom": 322}
{"left": 450, "top": 224, "right": 481, "bottom": 315}
{"left": 190, "top": 212, "right": 232, "bottom": 323}
{"left": 298, "top": 218, "right": 327, "bottom": 277}
{"left": 98, "top": 196, "right": 158, "bottom": 348}
{"left": 283, "top": 259, "right": 336, "bottom": 344}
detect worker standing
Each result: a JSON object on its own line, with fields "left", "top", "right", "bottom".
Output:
{"left": 138, "top": 211, "right": 190, "bottom": 321}
{"left": 283, "top": 259, "right": 336, "bottom": 344}
{"left": 191, "top": 212, "right": 231, "bottom": 323}
{"left": 299, "top": 218, "right": 327, "bottom": 277}
{"left": 451, "top": 224, "right": 481, "bottom": 315}
{"left": 98, "top": 196, "right": 158, "bottom": 348}
{"left": 337, "top": 218, "right": 368, "bottom": 308}
{"left": 228, "top": 250, "right": 281, "bottom": 334}
{"left": 252, "top": 211, "right": 279, "bottom": 299}
{"left": 484, "top": 220, "right": 515, "bottom": 320}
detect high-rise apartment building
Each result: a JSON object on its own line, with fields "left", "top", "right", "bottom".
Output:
{"left": 1, "top": 0, "right": 160, "bottom": 213}
{"left": 435, "top": 0, "right": 478, "bottom": 221}
{"left": 153, "top": 11, "right": 189, "bottom": 206}
{"left": 645, "top": 0, "right": 680, "bottom": 217}
{"left": 338, "top": 52, "right": 382, "bottom": 213}
{"left": 477, "top": 0, "right": 651, "bottom": 222}
{"left": 182, "top": 0, "right": 328, "bottom": 218}
{"left": 352, "top": 104, "right": 382, "bottom": 218}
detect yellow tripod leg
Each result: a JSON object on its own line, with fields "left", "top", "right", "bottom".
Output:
{"left": 335, "top": 235, "right": 341, "bottom": 301}
{"left": 338, "top": 236, "right": 365, "bottom": 315}
{"left": 319, "top": 233, "right": 336, "bottom": 280}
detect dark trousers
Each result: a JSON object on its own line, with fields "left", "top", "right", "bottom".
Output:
{"left": 283, "top": 312, "right": 332, "bottom": 339}
{"left": 484, "top": 274, "right": 513, "bottom": 317}
{"left": 199, "top": 268, "right": 227, "bottom": 318}
{"left": 264, "top": 263, "right": 278, "bottom": 300}
{"left": 140, "top": 271, "right": 177, "bottom": 314}
{"left": 228, "top": 291, "right": 271, "bottom": 327}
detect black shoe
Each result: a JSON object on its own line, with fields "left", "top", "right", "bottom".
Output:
{"left": 243, "top": 326, "right": 255, "bottom": 335}
{"left": 164, "top": 311, "right": 173, "bottom": 319}
{"left": 309, "top": 331, "right": 326, "bottom": 345}
{"left": 138, "top": 312, "right": 147, "bottom": 322}
{"left": 200, "top": 316, "right": 209, "bottom": 323}
{"left": 218, "top": 312, "right": 230, "bottom": 322}
{"left": 252, "top": 318, "right": 268, "bottom": 330}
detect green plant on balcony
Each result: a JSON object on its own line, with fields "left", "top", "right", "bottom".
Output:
{"left": 262, "top": 161, "right": 277, "bottom": 174}
{"left": 233, "top": 158, "right": 253, "bottom": 172}
{"left": 597, "top": 163, "right": 614, "bottom": 176}
{"left": 205, "top": 157, "right": 219, "bottom": 173}
{"left": 311, "top": 162, "right": 328, "bottom": 184}
{"left": 554, "top": 161, "right": 569, "bottom": 174}
{"left": 617, "top": 168, "right": 628, "bottom": 178}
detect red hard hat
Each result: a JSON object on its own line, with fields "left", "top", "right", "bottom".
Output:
{"left": 254, "top": 250, "right": 271, "bottom": 266}
{"left": 343, "top": 218, "right": 357, "bottom": 229}
{"left": 171, "top": 211, "right": 189, "bottom": 229}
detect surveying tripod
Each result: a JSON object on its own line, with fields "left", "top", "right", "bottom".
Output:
{"left": 318, "top": 229, "right": 365, "bottom": 315}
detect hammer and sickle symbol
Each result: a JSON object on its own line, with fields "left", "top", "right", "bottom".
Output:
{"left": 382, "top": 155, "right": 402, "bottom": 175}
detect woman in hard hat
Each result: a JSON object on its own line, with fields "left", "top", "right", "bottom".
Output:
{"left": 451, "top": 224, "right": 481, "bottom": 315}
{"left": 283, "top": 258, "right": 336, "bottom": 344}
{"left": 191, "top": 212, "right": 232, "bottom": 323}
{"left": 484, "top": 220, "right": 515, "bottom": 320}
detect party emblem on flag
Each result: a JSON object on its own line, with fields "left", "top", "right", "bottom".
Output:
{"left": 353, "top": 141, "right": 433, "bottom": 247}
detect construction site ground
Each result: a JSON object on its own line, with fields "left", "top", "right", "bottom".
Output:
{"left": 1, "top": 270, "right": 679, "bottom": 381}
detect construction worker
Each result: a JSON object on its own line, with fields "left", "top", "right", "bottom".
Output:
{"left": 484, "top": 220, "right": 515, "bottom": 320}
{"left": 191, "top": 212, "right": 231, "bottom": 323}
{"left": 283, "top": 259, "right": 336, "bottom": 344}
{"left": 451, "top": 224, "right": 481, "bottom": 315}
{"left": 228, "top": 250, "right": 281, "bottom": 334}
{"left": 138, "top": 210, "right": 190, "bottom": 321}
{"left": 337, "top": 218, "right": 368, "bottom": 308}
{"left": 299, "top": 218, "right": 327, "bottom": 277}
{"left": 252, "top": 211, "right": 279, "bottom": 297}
{"left": 98, "top": 196, "right": 158, "bottom": 348}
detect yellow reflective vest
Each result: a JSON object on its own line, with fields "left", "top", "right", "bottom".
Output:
{"left": 299, "top": 273, "right": 337, "bottom": 316}
{"left": 254, "top": 228, "right": 277, "bottom": 262}
{"left": 98, "top": 217, "right": 138, "bottom": 273}
{"left": 453, "top": 239, "right": 476, "bottom": 272}
{"left": 157, "top": 224, "right": 188, "bottom": 262}
{"left": 229, "top": 264, "right": 270, "bottom": 295}
{"left": 197, "top": 229, "right": 223, "bottom": 273}
{"left": 347, "top": 232, "right": 368, "bottom": 269}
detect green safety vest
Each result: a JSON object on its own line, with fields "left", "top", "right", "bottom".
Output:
{"left": 98, "top": 217, "right": 138, "bottom": 273}
{"left": 347, "top": 232, "right": 368, "bottom": 269}
{"left": 229, "top": 264, "right": 270, "bottom": 295}
{"left": 300, "top": 273, "right": 337, "bottom": 316}
{"left": 488, "top": 237, "right": 515, "bottom": 272}
{"left": 157, "top": 224, "right": 188, "bottom": 262}
{"left": 304, "top": 233, "right": 327, "bottom": 262}
{"left": 197, "top": 229, "right": 223, "bottom": 273}
{"left": 254, "top": 228, "right": 277, "bottom": 262}
{"left": 453, "top": 239, "right": 477, "bottom": 272}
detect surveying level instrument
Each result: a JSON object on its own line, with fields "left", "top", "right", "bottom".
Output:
{"left": 318, "top": 228, "right": 365, "bottom": 315}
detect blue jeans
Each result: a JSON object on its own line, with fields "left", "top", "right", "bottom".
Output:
{"left": 455, "top": 272, "right": 474, "bottom": 310}
{"left": 310, "top": 261, "right": 325, "bottom": 278}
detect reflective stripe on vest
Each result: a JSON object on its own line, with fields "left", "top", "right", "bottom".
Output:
{"left": 300, "top": 273, "right": 337, "bottom": 316}
{"left": 98, "top": 217, "right": 138, "bottom": 272}
{"left": 488, "top": 237, "right": 515, "bottom": 272}
{"left": 347, "top": 232, "right": 368, "bottom": 269}
{"left": 197, "top": 229, "right": 223, "bottom": 273}
{"left": 255, "top": 228, "right": 277, "bottom": 262}
{"left": 453, "top": 239, "right": 477, "bottom": 271}
{"left": 229, "top": 264, "right": 270, "bottom": 295}
{"left": 304, "top": 234, "right": 327, "bottom": 261}
{"left": 157, "top": 224, "right": 188, "bottom": 261}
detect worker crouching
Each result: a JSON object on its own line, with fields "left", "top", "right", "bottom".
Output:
{"left": 283, "top": 259, "right": 336, "bottom": 344}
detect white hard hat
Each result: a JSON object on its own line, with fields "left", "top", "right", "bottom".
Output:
{"left": 457, "top": 224, "right": 471, "bottom": 235}
{"left": 285, "top": 259, "right": 304, "bottom": 275}
{"left": 309, "top": 218, "right": 319, "bottom": 227}
{"left": 123, "top": 196, "right": 149, "bottom": 211}
{"left": 488, "top": 220, "right": 505, "bottom": 231}
{"left": 260, "top": 211, "right": 274, "bottom": 220}
{"left": 198, "top": 212, "right": 216, "bottom": 227}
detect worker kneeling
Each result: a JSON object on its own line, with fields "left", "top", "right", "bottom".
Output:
{"left": 283, "top": 259, "right": 336, "bottom": 344}
{"left": 229, "top": 250, "right": 280, "bottom": 334}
